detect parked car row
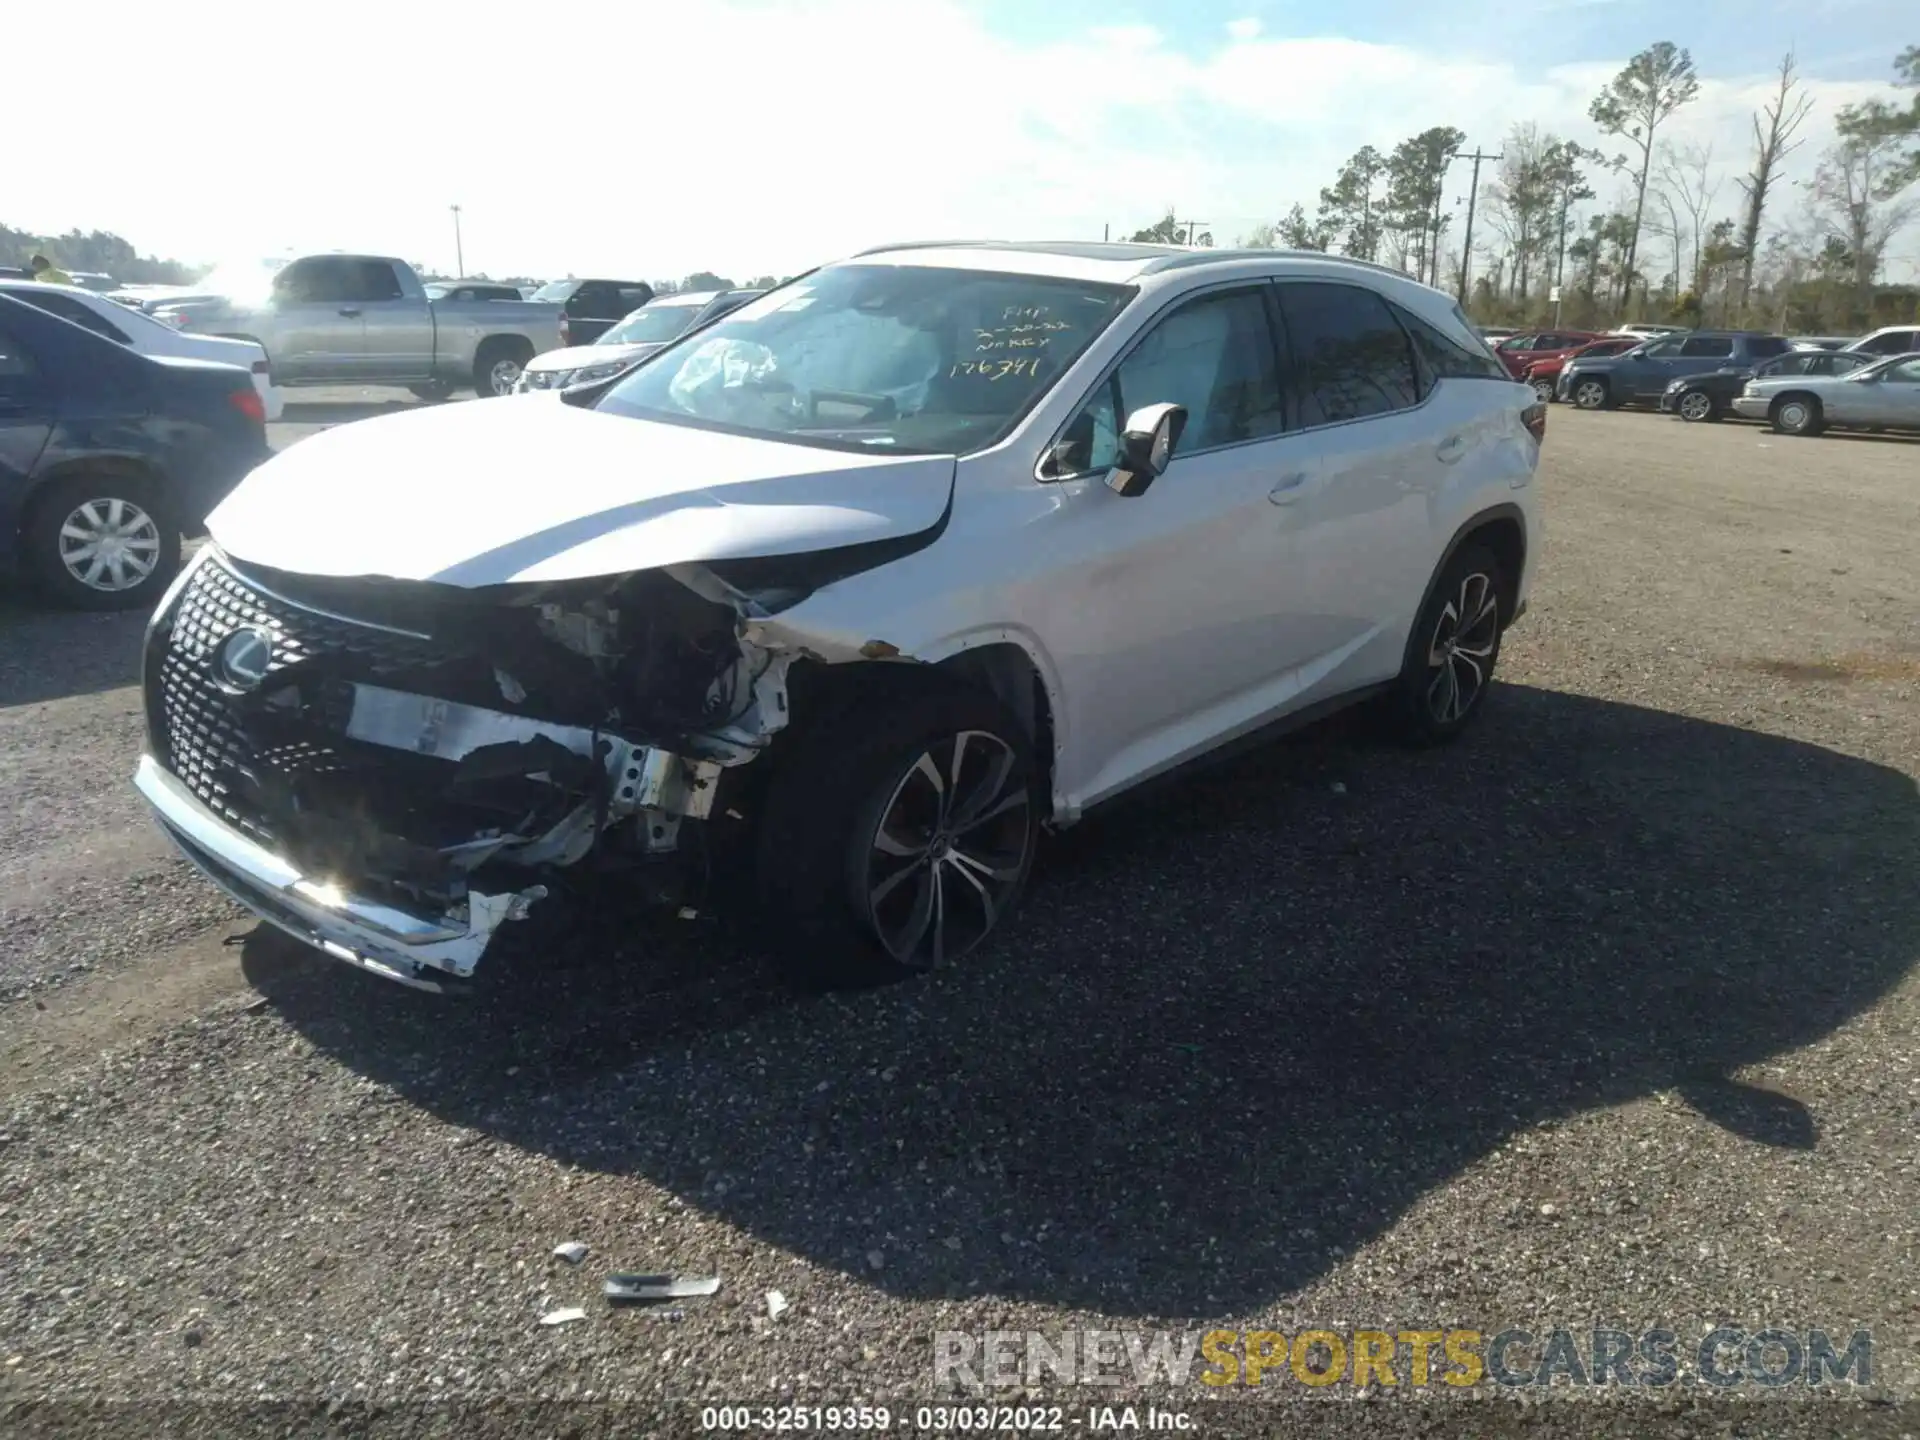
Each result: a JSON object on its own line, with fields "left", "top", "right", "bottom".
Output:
{"left": 1540, "top": 323, "right": 1920, "bottom": 438}
{"left": 514, "top": 287, "right": 764, "bottom": 391}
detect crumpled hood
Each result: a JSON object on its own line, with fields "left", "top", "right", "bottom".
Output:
{"left": 524, "top": 342, "right": 655, "bottom": 374}
{"left": 207, "top": 397, "right": 955, "bottom": 587}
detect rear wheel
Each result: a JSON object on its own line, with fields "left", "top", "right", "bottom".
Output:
{"left": 1676, "top": 389, "right": 1717, "bottom": 422}
{"left": 1770, "top": 394, "right": 1823, "bottom": 437}
{"left": 1529, "top": 376, "right": 1555, "bottom": 404}
{"left": 1385, "top": 542, "right": 1507, "bottom": 747}
{"left": 754, "top": 679, "right": 1038, "bottom": 989}
{"left": 408, "top": 380, "right": 456, "bottom": 403}
{"left": 1572, "top": 378, "right": 1611, "bottom": 410}
{"left": 26, "top": 476, "right": 182, "bottom": 611}
{"left": 472, "top": 339, "right": 533, "bottom": 397}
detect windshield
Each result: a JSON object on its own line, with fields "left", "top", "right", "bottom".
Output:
{"left": 596, "top": 265, "right": 1133, "bottom": 454}
{"left": 423, "top": 284, "right": 446, "bottom": 299}
{"left": 600, "top": 303, "right": 703, "bottom": 346}
{"left": 532, "top": 281, "right": 577, "bottom": 304}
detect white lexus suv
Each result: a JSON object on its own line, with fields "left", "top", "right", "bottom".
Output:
{"left": 133, "top": 241, "right": 1544, "bottom": 993}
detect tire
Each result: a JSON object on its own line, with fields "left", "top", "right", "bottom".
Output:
{"left": 1769, "top": 393, "right": 1823, "bottom": 437}
{"left": 754, "top": 678, "right": 1039, "bottom": 989}
{"left": 25, "top": 475, "right": 182, "bottom": 611}
{"left": 1571, "top": 377, "right": 1611, "bottom": 410}
{"left": 1529, "top": 376, "right": 1555, "bottom": 404}
{"left": 472, "top": 339, "right": 533, "bottom": 398}
{"left": 408, "top": 380, "right": 456, "bottom": 403}
{"left": 1676, "top": 389, "right": 1718, "bottom": 422}
{"left": 1385, "top": 542, "right": 1507, "bottom": 747}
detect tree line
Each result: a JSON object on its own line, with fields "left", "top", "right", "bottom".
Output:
{"left": 0, "top": 224, "right": 201, "bottom": 285}
{"left": 1152, "top": 42, "right": 1919, "bottom": 335}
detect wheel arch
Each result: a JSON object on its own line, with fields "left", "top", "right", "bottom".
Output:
{"left": 1423, "top": 505, "right": 1528, "bottom": 635}
{"left": 19, "top": 453, "right": 168, "bottom": 534}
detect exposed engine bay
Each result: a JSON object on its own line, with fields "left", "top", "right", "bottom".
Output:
{"left": 141, "top": 550, "right": 802, "bottom": 988}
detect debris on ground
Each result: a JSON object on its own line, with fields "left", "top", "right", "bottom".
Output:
{"left": 552, "top": 1241, "right": 589, "bottom": 1265}
{"left": 865, "top": 1249, "right": 884, "bottom": 1271}
{"left": 604, "top": 1273, "right": 721, "bottom": 1304}
{"left": 765, "top": 1290, "right": 790, "bottom": 1321}
{"left": 539, "top": 1306, "right": 587, "bottom": 1327}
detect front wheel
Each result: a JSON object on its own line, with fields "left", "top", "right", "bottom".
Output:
{"left": 1770, "top": 395, "right": 1823, "bottom": 437}
{"left": 1571, "top": 378, "right": 1610, "bottom": 410}
{"left": 754, "top": 680, "right": 1039, "bottom": 988}
{"left": 1386, "top": 543, "right": 1507, "bottom": 747}
{"left": 26, "top": 477, "right": 182, "bottom": 611}
{"left": 1676, "top": 389, "right": 1717, "bottom": 422}
{"left": 1529, "top": 376, "right": 1555, "bottom": 404}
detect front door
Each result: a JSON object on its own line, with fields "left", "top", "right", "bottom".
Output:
{"left": 267, "top": 257, "right": 366, "bottom": 381}
{"left": 0, "top": 324, "right": 55, "bottom": 502}
{"left": 1854, "top": 356, "right": 1920, "bottom": 425}
{"left": 1027, "top": 284, "right": 1311, "bottom": 809}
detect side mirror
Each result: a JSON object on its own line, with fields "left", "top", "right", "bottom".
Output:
{"left": 1106, "top": 403, "right": 1187, "bottom": 498}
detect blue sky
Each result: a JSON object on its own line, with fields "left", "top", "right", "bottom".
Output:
{"left": 10, "top": 0, "right": 1915, "bottom": 282}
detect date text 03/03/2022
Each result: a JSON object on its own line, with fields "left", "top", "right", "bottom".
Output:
{"left": 697, "top": 1403, "right": 1195, "bottom": 1431}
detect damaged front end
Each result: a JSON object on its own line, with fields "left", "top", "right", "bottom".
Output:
{"left": 135, "top": 547, "right": 793, "bottom": 991}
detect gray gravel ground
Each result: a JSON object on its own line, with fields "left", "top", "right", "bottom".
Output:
{"left": 2, "top": 402, "right": 1918, "bottom": 1439}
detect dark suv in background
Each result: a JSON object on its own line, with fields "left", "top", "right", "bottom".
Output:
{"left": 529, "top": 277, "right": 656, "bottom": 346}
{"left": 1559, "top": 331, "right": 1794, "bottom": 410}
{"left": 1660, "top": 347, "right": 1873, "bottom": 422}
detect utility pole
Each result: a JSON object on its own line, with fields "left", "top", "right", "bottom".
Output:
{"left": 1185, "top": 218, "right": 1209, "bottom": 247}
{"left": 1552, "top": 182, "right": 1573, "bottom": 327}
{"left": 1454, "top": 147, "right": 1501, "bottom": 307}
{"left": 1103, "top": 223, "right": 1109, "bottom": 242}
{"left": 450, "top": 204, "right": 465, "bottom": 277}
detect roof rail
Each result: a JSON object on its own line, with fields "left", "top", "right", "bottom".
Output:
{"left": 851, "top": 239, "right": 1001, "bottom": 257}
{"left": 1134, "top": 246, "right": 1429, "bottom": 284}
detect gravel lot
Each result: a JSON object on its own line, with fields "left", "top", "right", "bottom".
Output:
{"left": 3, "top": 400, "right": 1918, "bottom": 1438}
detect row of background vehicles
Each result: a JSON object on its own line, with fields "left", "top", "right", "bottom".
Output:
{"left": 1, "top": 254, "right": 764, "bottom": 611}
{"left": 1480, "top": 322, "right": 1920, "bottom": 439}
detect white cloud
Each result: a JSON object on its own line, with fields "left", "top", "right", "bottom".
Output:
{"left": 1226, "top": 18, "right": 1264, "bottom": 41}
{"left": 5, "top": 0, "right": 1911, "bottom": 282}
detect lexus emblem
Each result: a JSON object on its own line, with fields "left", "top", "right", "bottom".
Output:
{"left": 213, "top": 626, "right": 275, "bottom": 692}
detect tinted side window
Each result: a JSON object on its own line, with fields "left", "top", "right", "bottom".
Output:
{"left": 1046, "top": 288, "right": 1284, "bottom": 477}
{"left": 1680, "top": 337, "right": 1734, "bottom": 358}
{"left": 1745, "top": 336, "right": 1790, "bottom": 358}
{"left": 1277, "top": 281, "right": 1420, "bottom": 426}
{"left": 13, "top": 290, "right": 130, "bottom": 343}
{"left": 1394, "top": 305, "right": 1508, "bottom": 383}
{"left": 0, "top": 325, "right": 37, "bottom": 379}
{"left": 616, "top": 285, "right": 654, "bottom": 313}
{"left": 347, "top": 262, "right": 404, "bottom": 302}
{"left": 1761, "top": 355, "right": 1809, "bottom": 376}
{"left": 570, "top": 283, "right": 618, "bottom": 317}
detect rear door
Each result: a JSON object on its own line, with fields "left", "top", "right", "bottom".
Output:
{"left": 1854, "top": 356, "right": 1920, "bottom": 425}
{"left": 345, "top": 261, "right": 432, "bottom": 381}
{"left": 1269, "top": 279, "right": 1452, "bottom": 694}
{"left": 1668, "top": 334, "right": 1736, "bottom": 390}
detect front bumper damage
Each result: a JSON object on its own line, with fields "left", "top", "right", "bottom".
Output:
{"left": 134, "top": 548, "right": 787, "bottom": 991}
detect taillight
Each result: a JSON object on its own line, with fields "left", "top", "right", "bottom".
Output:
{"left": 251, "top": 359, "right": 270, "bottom": 374}
{"left": 1522, "top": 401, "right": 1547, "bottom": 443}
{"left": 228, "top": 387, "right": 266, "bottom": 424}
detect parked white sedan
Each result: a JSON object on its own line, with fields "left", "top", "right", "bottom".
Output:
{"left": 0, "top": 280, "right": 283, "bottom": 421}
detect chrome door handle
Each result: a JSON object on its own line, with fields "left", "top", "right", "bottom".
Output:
{"left": 1435, "top": 435, "right": 1466, "bottom": 463}
{"left": 337, "top": 307, "right": 362, "bottom": 317}
{"left": 1269, "top": 473, "right": 1310, "bottom": 505}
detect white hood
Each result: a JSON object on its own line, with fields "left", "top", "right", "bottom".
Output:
{"left": 206, "top": 396, "right": 954, "bottom": 587}
{"left": 524, "top": 342, "right": 651, "bottom": 374}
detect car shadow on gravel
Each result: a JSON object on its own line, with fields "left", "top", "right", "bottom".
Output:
{"left": 241, "top": 684, "right": 1920, "bottom": 1317}
{"left": 0, "top": 603, "right": 147, "bottom": 706}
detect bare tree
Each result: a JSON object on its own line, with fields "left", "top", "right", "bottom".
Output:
{"left": 1734, "top": 53, "right": 1815, "bottom": 312}
{"left": 1658, "top": 141, "right": 1722, "bottom": 290}
{"left": 1589, "top": 42, "right": 1702, "bottom": 317}
{"left": 1809, "top": 101, "right": 1920, "bottom": 319}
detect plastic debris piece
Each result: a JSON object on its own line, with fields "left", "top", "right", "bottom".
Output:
{"left": 1330, "top": 781, "right": 1348, "bottom": 795}
{"left": 604, "top": 1273, "right": 721, "bottom": 1304}
{"left": 865, "top": 1249, "right": 885, "bottom": 1271}
{"left": 539, "top": 1306, "right": 586, "bottom": 1327}
{"left": 766, "top": 1290, "right": 790, "bottom": 1320}
{"left": 553, "top": 1241, "right": 589, "bottom": 1265}
{"left": 677, "top": 907, "right": 699, "bottom": 920}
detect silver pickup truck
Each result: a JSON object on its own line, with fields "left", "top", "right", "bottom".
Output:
{"left": 155, "top": 255, "right": 564, "bottom": 398}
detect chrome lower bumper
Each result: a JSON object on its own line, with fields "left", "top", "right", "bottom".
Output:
{"left": 133, "top": 754, "right": 545, "bottom": 992}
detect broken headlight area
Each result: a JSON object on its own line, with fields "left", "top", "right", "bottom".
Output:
{"left": 146, "top": 550, "right": 793, "bottom": 971}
